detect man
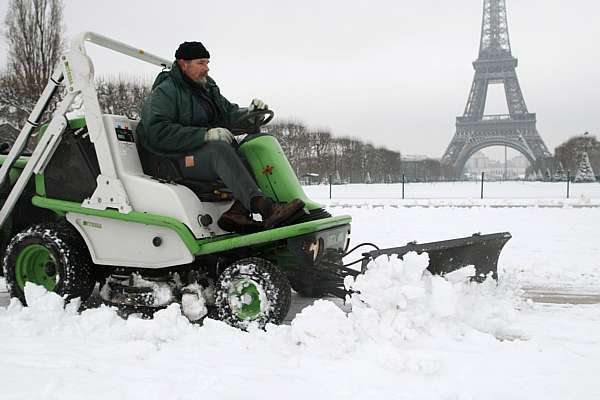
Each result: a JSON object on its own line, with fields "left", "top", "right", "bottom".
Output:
{"left": 137, "top": 41, "right": 304, "bottom": 232}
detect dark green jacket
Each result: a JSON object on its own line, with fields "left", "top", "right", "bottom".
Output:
{"left": 137, "top": 63, "right": 244, "bottom": 154}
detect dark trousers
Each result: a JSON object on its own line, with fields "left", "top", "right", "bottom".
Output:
{"left": 177, "top": 141, "right": 262, "bottom": 211}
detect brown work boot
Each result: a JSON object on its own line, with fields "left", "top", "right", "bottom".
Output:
{"left": 217, "top": 200, "right": 263, "bottom": 234}
{"left": 260, "top": 198, "right": 306, "bottom": 229}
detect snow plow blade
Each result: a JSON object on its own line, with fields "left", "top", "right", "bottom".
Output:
{"left": 360, "top": 232, "right": 511, "bottom": 281}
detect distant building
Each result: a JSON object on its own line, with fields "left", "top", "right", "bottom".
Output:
{"left": 465, "top": 152, "right": 488, "bottom": 170}
{"left": 509, "top": 154, "right": 529, "bottom": 169}
{"left": 464, "top": 150, "right": 529, "bottom": 179}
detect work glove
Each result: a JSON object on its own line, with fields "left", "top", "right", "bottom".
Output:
{"left": 205, "top": 127, "right": 234, "bottom": 144}
{"left": 249, "top": 98, "right": 268, "bottom": 111}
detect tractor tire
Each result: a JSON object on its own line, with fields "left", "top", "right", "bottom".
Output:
{"left": 215, "top": 257, "right": 291, "bottom": 329}
{"left": 0, "top": 197, "right": 10, "bottom": 277}
{"left": 0, "top": 218, "right": 10, "bottom": 278}
{"left": 3, "top": 223, "right": 95, "bottom": 305}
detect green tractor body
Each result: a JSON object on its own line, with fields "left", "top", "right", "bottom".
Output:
{"left": 0, "top": 114, "right": 353, "bottom": 327}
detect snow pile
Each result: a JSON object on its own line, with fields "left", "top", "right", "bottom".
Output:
{"left": 282, "top": 252, "right": 522, "bottom": 360}
{"left": 0, "top": 253, "right": 525, "bottom": 389}
{"left": 180, "top": 283, "right": 209, "bottom": 321}
{"left": 0, "top": 253, "right": 522, "bottom": 360}
{"left": 288, "top": 299, "right": 359, "bottom": 356}
{"left": 2, "top": 283, "right": 195, "bottom": 345}
{"left": 346, "top": 253, "right": 522, "bottom": 342}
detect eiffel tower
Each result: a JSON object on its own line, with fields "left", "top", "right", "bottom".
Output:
{"left": 441, "top": 0, "right": 552, "bottom": 178}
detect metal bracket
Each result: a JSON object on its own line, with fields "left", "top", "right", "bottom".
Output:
{"left": 82, "top": 175, "right": 132, "bottom": 213}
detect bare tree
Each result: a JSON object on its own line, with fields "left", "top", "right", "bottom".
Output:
{"left": 0, "top": 0, "right": 65, "bottom": 126}
{"left": 265, "top": 120, "right": 308, "bottom": 176}
{"left": 265, "top": 120, "right": 405, "bottom": 183}
{"left": 96, "top": 75, "right": 152, "bottom": 119}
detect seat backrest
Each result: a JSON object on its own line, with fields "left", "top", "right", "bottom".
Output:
{"left": 96, "top": 115, "right": 232, "bottom": 237}
{"left": 126, "top": 117, "right": 232, "bottom": 201}
{"left": 134, "top": 130, "right": 159, "bottom": 176}
{"left": 130, "top": 120, "right": 188, "bottom": 181}
{"left": 102, "top": 114, "right": 143, "bottom": 176}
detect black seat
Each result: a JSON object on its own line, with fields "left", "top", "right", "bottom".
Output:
{"left": 134, "top": 133, "right": 232, "bottom": 202}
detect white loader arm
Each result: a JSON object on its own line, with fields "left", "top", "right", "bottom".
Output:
{"left": 67, "top": 32, "right": 172, "bottom": 212}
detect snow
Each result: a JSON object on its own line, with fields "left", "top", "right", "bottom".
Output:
{"left": 0, "top": 182, "right": 599, "bottom": 399}
{"left": 180, "top": 283, "right": 208, "bottom": 321}
{"left": 305, "top": 180, "right": 600, "bottom": 207}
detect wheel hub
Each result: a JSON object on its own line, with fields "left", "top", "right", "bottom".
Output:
{"left": 15, "top": 244, "right": 58, "bottom": 291}
{"left": 228, "top": 278, "right": 263, "bottom": 320}
{"left": 43, "top": 261, "right": 57, "bottom": 276}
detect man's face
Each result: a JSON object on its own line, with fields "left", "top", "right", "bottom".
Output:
{"left": 179, "top": 58, "right": 210, "bottom": 84}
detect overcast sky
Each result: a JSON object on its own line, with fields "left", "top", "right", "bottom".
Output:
{"left": 0, "top": 0, "right": 598, "bottom": 158}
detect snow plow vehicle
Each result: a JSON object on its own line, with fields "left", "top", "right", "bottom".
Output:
{"left": 0, "top": 32, "right": 511, "bottom": 328}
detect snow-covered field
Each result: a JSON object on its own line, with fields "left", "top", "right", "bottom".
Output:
{"left": 305, "top": 180, "right": 600, "bottom": 207}
{"left": 0, "top": 182, "right": 599, "bottom": 400}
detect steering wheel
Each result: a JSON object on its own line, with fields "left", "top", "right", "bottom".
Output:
{"left": 229, "top": 109, "right": 274, "bottom": 135}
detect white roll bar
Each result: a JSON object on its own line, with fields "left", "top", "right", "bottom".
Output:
{"left": 71, "top": 31, "right": 173, "bottom": 69}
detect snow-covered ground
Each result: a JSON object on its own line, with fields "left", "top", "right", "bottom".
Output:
{"left": 0, "top": 182, "right": 599, "bottom": 400}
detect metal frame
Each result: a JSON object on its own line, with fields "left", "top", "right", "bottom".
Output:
{"left": 442, "top": 0, "right": 552, "bottom": 178}
{"left": 361, "top": 232, "right": 512, "bottom": 281}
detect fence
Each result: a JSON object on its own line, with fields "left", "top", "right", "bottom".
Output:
{"left": 320, "top": 173, "right": 600, "bottom": 201}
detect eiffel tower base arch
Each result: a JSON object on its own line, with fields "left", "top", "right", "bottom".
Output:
{"left": 443, "top": 118, "right": 553, "bottom": 179}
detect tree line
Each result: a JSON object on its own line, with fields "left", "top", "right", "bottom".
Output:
{"left": 262, "top": 121, "right": 404, "bottom": 183}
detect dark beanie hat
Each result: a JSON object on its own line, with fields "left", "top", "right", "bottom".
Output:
{"left": 175, "top": 41, "right": 210, "bottom": 60}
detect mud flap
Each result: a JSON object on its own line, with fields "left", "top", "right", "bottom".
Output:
{"left": 361, "top": 232, "right": 511, "bottom": 281}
